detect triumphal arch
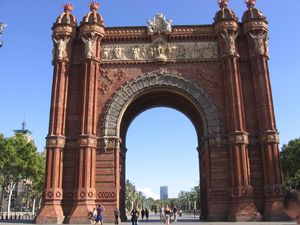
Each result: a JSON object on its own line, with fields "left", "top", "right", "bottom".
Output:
{"left": 36, "top": 0, "right": 286, "bottom": 223}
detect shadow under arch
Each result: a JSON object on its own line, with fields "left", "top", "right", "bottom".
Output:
{"left": 101, "top": 71, "right": 221, "bottom": 220}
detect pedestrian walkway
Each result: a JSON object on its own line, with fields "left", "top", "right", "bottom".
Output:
{"left": 0, "top": 214, "right": 294, "bottom": 225}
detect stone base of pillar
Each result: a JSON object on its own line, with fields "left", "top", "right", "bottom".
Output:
{"left": 228, "top": 200, "right": 262, "bottom": 221}
{"left": 65, "top": 203, "right": 94, "bottom": 224}
{"left": 263, "top": 198, "right": 289, "bottom": 221}
{"left": 35, "top": 204, "right": 64, "bottom": 224}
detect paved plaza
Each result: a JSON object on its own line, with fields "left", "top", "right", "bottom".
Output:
{"left": 0, "top": 214, "right": 295, "bottom": 225}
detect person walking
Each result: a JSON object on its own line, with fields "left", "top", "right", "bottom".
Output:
{"left": 114, "top": 207, "right": 120, "bottom": 224}
{"left": 160, "top": 205, "right": 164, "bottom": 222}
{"left": 141, "top": 208, "right": 145, "bottom": 221}
{"left": 96, "top": 204, "right": 105, "bottom": 225}
{"left": 131, "top": 207, "right": 139, "bottom": 225}
{"left": 164, "top": 205, "right": 171, "bottom": 225}
{"left": 173, "top": 206, "right": 178, "bottom": 223}
{"left": 145, "top": 208, "right": 149, "bottom": 221}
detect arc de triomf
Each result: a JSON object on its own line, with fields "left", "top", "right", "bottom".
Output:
{"left": 36, "top": 0, "right": 286, "bottom": 223}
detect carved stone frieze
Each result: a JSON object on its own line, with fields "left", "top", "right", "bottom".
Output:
{"left": 101, "top": 41, "right": 219, "bottom": 63}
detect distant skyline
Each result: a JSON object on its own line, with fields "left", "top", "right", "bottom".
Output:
{"left": 1, "top": 0, "right": 300, "bottom": 199}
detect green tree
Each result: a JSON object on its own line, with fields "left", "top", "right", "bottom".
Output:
{"left": 0, "top": 134, "right": 45, "bottom": 217}
{"left": 280, "top": 138, "right": 300, "bottom": 190}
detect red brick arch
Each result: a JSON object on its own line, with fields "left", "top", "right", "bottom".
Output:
{"left": 36, "top": 2, "right": 286, "bottom": 224}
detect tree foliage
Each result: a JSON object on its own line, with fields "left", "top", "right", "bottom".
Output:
{"left": 0, "top": 133, "right": 45, "bottom": 215}
{"left": 280, "top": 138, "right": 300, "bottom": 190}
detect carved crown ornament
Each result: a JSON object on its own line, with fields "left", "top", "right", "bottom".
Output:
{"left": 147, "top": 13, "right": 172, "bottom": 34}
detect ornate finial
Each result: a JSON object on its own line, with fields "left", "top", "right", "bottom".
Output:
{"left": 62, "top": 3, "right": 74, "bottom": 13}
{"left": 245, "top": 0, "right": 256, "bottom": 8}
{"left": 217, "top": 0, "right": 229, "bottom": 8}
{"left": 90, "top": 2, "right": 100, "bottom": 11}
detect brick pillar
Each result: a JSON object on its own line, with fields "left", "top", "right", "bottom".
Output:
{"left": 36, "top": 40, "right": 72, "bottom": 225}
{"left": 214, "top": 2, "right": 261, "bottom": 221}
{"left": 66, "top": 3, "right": 105, "bottom": 223}
{"left": 36, "top": 5, "right": 76, "bottom": 222}
{"left": 242, "top": 2, "right": 285, "bottom": 220}
{"left": 67, "top": 36, "right": 101, "bottom": 224}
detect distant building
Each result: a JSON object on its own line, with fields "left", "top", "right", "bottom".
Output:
{"left": 160, "top": 186, "right": 168, "bottom": 200}
{"left": 13, "top": 120, "right": 33, "bottom": 142}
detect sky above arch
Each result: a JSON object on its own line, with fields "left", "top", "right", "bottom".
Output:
{"left": 0, "top": 0, "right": 299, "bottom": 197}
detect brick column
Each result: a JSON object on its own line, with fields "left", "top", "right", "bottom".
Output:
{"left": 36, "top": 5, "right": 76, "bottom": 222}
{"left": 67, "top": 36, "right": 102, "bottom": 223}
{"left": 242, "top": 1, "right": 285, "bottom": 220}
{"left": 214, "top": 1, "right": 261, "bottom": 221}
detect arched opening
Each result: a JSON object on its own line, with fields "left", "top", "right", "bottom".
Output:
{"left": 117, "top": 88, "right": 207, "bottom": 221}
{"left": 125, "top": 106, "right": 199, "bottom": 221}
{"left": 102, "top": 72, "right": 221, "bottom": 221}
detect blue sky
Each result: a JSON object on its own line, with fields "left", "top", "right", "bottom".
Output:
{"left": 0, "top": 0, "right": 299, "bottom": 198}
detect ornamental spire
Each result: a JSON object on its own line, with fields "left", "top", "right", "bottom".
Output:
{"left": 217, "top": 0, "right": 229, "bottom": 8}
{"left": 89, "top": 1, "right": 100, "bottom": 12}
{"left": 244, "top": 0, "right": 256, "bottom": 9}
{"left": 62, "top": 3, "right": 74, "bottom": 13}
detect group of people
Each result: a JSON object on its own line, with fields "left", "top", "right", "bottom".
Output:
{"left": 90, "top": 205, "right": 121, "bottom": 225}
{"left": 159, "top": 205, "right": 179, "bottom": 224}
{"left": 90, "top": 205, "right": 105, "bottom": 225}
{"left": 87, "top": 190, "right": 300, "bottom": 225}
{"left": 130, "top": 207, "right": 150, "bottom": 225}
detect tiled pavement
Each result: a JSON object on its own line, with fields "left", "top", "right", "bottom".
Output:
{"left": 0, "top": 214, "right": 295, "bottom": 225}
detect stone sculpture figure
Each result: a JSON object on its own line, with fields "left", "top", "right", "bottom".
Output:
{"left": 103, "top": 47, "right": 111, "bottom": 59}
{"left": 132, "top": 47, "right": 140, "bottom": 60}
{"left": 250, "top": 32, "right": 267, "bottom": 55}
{"left": 53, "top": 36, "right": 70, "bottom": 60}
{"left": 140, "top": 45, "right": 147, "bottom": 59}
{"left": 0, "top": 22, "right": 7, "bottom": 35}
{"left": 113, "top": 46, "right": 125, "bottom": 59}
{"left": 82, "top": 32, "right": 97, "bottom": 59}
{"left": 221, "top": 30, "right": 238, "bottom": 55}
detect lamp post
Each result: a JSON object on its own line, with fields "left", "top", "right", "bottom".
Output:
{"left": 0, "top": 22, "right": 8, "bottom": 47}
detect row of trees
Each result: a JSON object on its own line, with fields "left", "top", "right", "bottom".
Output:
{"left": 125, "top": 179, "right": 200, "bottom": 214}
{"left": 125, "top": 180, "right": 156, "bottom": 212}
{"left": 0, "top": 134, "right": 45, "bottom": 217}
{"left": 176, "top": 186, "right": 200, "bottom": 212}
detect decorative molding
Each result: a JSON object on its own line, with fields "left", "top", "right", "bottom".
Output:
{"left": 228, "top": 132, "right": 249, "bottom": 144}
{"left": 98, "top": 136, "right": 121, "bottom": 150}
{"left": 46, "top": 136, "right": 66, "bottom": 148}
{"left": 77, "top": 136, "right": 97, "bottom": 147}
{"left": 102, "top": 71, "right": 221, "bottom": 138}
{"left": 264, "top": 185, "right": 285, "bottom": 197}
{"left": 261, "top": 131, "right": 279, "bottom": 144}
{"left": 209, "top": 189, "right": 229, "bottom": 197}
{"left": 97, "top": 191, "right": 116, "bottom": 200}
{"left": 231, "top": 186, "right": 253, "bottom": 198}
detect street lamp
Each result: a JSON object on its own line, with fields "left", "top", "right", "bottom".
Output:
{"left": 0, "top": 22, "right": 8, "bottom": 47}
